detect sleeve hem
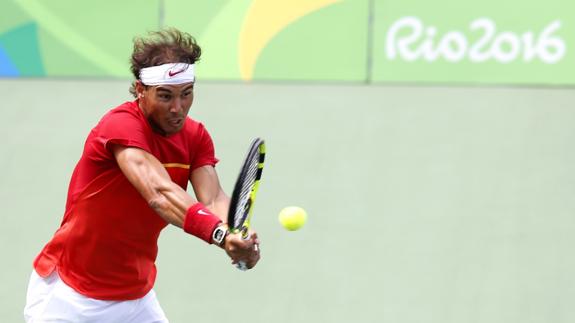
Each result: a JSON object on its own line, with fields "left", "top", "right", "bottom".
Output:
{"left": 104, "top": 138, "right": 153, "bottom": 155}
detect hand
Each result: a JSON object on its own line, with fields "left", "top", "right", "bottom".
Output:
{"left": 223, "top": 230, "right": 260, "bottom": 270}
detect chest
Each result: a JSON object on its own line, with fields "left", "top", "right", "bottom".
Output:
{"left": 149, "top": 135, "right": 193, "bottom": 189}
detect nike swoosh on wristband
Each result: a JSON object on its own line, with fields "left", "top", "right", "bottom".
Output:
{"left": 168, "top": 67, "right": 187, "bottom": 77}
{"left": 198, "top": 209, "right": 210, "bottom": 216}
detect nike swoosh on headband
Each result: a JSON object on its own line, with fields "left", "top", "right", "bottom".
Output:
{"left": 168, "top": 67, "right": 187, "bottom": 77}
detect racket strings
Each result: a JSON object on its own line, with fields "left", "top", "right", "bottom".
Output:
{"left": 233, "top": 153, "right": 260, "bottom": 227}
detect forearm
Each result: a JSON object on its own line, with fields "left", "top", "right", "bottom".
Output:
{"left": 202, "top": 190, "right": 230, "bottom": 223}
{"left": 150, "top": 181, "right": 222, "bottom": 243}
{"left": 148, "top": 182, "right": 197, "bottom": 228}
{"left": 190, "top": 165, "right": 231, "bottom": 223}
{"left": 113, "top": 145, "right": 223, "bottom": 244}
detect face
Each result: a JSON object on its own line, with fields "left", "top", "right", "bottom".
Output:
{"left": 137, "top": 82, "right": 194, "bottom": 136}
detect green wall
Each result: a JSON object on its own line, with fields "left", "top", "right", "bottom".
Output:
{"left": 1, "top": 0, "right": 573, "bottom": 85}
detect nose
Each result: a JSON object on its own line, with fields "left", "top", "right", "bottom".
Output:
{"left": 169, "top": 97, "right": 183, "bottom": 114}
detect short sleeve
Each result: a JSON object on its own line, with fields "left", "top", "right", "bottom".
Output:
{"left": 191, "top": 123, "right": 219, "bottom": 170}
{"left": 97, "top": 108, "right": 152, "bottom": 154}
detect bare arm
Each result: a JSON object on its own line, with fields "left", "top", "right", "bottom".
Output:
{"left": 190, "top": 165, "right": 230, "bottom": 222}
{"left": 112, "top": 144, "right": 260, "bottom": 268}
{"left": 112, "top": 144, "right": 194, "bottom": 227}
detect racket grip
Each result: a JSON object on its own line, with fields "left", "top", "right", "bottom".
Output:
{"left": 236, "top": 261, "right": 248, "bottom": 271}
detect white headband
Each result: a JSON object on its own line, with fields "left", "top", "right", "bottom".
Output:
{"left": 139, "top": 63, "right": 195, "bottom": 85}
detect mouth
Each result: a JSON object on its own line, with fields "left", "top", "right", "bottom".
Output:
{"left": 168, "top": 118, "right": 183, "bottom": 127}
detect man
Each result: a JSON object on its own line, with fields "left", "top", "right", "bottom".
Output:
{"left": 24, "top": 29, "right": 260, "bottom": 322}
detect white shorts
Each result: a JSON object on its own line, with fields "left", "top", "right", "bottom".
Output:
{"left": 24, "top": 270, "right": 169, "bottom": 323}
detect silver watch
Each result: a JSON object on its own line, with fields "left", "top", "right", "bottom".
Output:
{"left": 212, "top": 225, "right": 228, "bottom": 246}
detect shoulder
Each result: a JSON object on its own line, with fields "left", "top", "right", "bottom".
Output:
{"left": 101, "top": 101, "right": 143, "bottom": 121}
{"left": 183, "top": 117, "right": 209, "bottom": 136}
{"left": 90, "top": 100, "right": 152, "bottom": 150}
{"left": 96, "top": 101, "right": 146, "bottom": 130}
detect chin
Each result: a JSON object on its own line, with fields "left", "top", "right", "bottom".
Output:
{"left": 165, "top": 125, "right": 183, "bottom": 136}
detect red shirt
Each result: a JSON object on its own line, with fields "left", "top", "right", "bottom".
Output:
{"left": 33, "top": 100, "right": 218, "bottom": 300}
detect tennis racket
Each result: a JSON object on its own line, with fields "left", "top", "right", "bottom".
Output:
{"left": 227, "top": 137, "right": 266, "bottom": 271}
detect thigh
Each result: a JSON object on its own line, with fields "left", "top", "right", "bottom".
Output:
{"left": 24, "top": 271, "right": 59, "bottom": 322}
{"left": 24, "top": 271, "right": 127, "bottom": 323}
{"left": 126, "top": 289, "right": 169, "bottom": 323}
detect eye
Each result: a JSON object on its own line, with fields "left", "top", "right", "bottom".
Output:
{"left": 182, "top": 91, "right": 192, "bottom": 98}
{"left": 158, "top": 93, "right": 172, "bottom": 101}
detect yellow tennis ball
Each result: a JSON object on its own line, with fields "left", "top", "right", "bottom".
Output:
{"left": 279, "top": 206, "right": 307, "bottom": 231}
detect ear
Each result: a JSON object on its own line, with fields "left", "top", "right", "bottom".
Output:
{"left": 135, "top": 81, "right": 146, "bottom": 98}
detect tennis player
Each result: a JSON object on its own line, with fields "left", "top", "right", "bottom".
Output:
{"left": 24, "top": 29, "right": 260, "bottom": 322}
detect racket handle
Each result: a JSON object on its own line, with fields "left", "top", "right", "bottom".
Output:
{"left": 236, "top": 261, "right": 248, "bottom": 271}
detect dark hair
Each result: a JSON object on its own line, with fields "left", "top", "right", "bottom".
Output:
{"left": 129, "top": 28, "right": 202, "bottom": 97}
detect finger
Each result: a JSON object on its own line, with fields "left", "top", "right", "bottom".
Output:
{"left": 246, "top": 243, "right": 261, "bottom": 268}
{"left": 248, "top": 231, "right": 260, "bottom": 246}
{"left": 235, "top": 243, "right": 259, "bottom": 262}
{"left": 232, "top": 232, "right": 254, "bottom": 244}
{"left": 239, "top": 235, "right": 255, "bottom": 250}
{"left": 247, "top": 252, "right": 261, "bottom": 269}
{"left": 227, "top": 233, "right": 252, "bottom": 250}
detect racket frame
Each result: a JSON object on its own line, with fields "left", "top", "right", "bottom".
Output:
{"left": 227, "top": 138, "right": 265, "bottom": 271}
{"left": 227, "top": 138, "right": 265, "bottom": 235}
